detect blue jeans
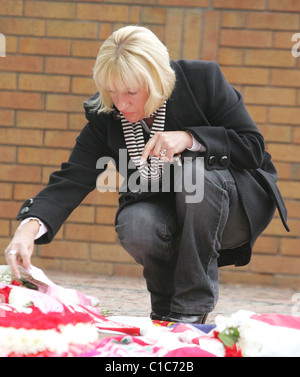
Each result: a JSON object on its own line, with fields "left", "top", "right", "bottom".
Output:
{"left": 115, "top": 161, "right": 250, "bottom": 315}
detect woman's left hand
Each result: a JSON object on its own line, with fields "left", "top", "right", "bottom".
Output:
{"left": 141, "top": 131, "right": 193, "bottom": 164}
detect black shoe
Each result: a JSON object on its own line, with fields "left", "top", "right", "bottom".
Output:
{"left": 162, "top": 312, "right": 208, "bottom": 324}
{"left": 150, "top": 311, "right": 167, "bottom": 321}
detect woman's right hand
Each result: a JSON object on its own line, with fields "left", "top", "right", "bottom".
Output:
{"left": 4, "top": 220, "right": 40, "bottom": 279}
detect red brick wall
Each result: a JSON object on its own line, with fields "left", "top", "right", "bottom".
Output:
{"left": 0, "top": 0, "right": 299, "bottom": 288}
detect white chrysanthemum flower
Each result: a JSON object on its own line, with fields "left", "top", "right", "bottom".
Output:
{"left": 8, "top": 288, "right": 33, "bottom": 308}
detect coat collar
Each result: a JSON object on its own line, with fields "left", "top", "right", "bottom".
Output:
{"left": 165, "top": 60, "right": 211, "bottom": 131}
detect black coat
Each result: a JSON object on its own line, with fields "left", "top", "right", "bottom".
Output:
{"left": 17, "top": 60, "right": 289, "bottom": 267}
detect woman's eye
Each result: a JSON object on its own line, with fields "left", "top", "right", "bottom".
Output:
{"left": 128, "top": 91, "right": 137, "bottom": 95}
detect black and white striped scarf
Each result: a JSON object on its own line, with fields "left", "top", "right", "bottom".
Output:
{"left": 120, "top": 101, "right": 167, "bottom": 184}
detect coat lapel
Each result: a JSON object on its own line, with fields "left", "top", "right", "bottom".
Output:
{"left": 166, "top": 61, "right": 211, "bottom": 131}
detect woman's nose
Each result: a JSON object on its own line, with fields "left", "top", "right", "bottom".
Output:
{"left": 115, "top": 96, "right": 129, "bottom": 112}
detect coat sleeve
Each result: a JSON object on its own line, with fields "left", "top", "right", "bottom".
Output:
{"left": 184, "top": 61, "right": 265, "bottom": 170}
{"left": 16, "top": 101, "right": 110, "bottom": 244}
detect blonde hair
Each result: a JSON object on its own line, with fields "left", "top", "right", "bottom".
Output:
{"left": 92, "top": 25, "right": 176, "bottom": 117}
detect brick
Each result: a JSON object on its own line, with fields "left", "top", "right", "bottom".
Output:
{"left": 259, "top": 125, "right": 292, "bottom": 143}
{"left": 244, "top": 87, "right": 296, "bottom": 106}
{"left": 244, "top": 49, "right": 296, "bottom": 68}
{"left": 158, "top": 0, "right": 209, "bottom": 5}
{"left": 45, "top": 57, "right": 94, "bottom": 76}
{"left": 13, "top": 184, "right": 45, "bottom": 201}
{"left": 0, "top": 0, "right": 23, "bottom": 16}
{"left": 274, "top": 162, "right": 291, "bottom": 180}
{"left": 91, "top": 243, "right": 134, "bottom": 263}
{"left": 42, "top": 167, "right": 61, "bottom": 185}
{"left": 17, "top": 111, "right": 68, "bottom": 130}
{"left": 99, "top": 24, "right": 113, "bottom": 40}
{"left": 33, "top": 257, "right": 61, "bottom": 271}
{"left": 69, "top": 113, "right": 87, "bottom": 130}
{"left": 297, "top": 91, "right": 300, "bottom": 106}
{"left": 271, "top": 69, "right": 300, "bottom": 88}
{"left": 165, "top": 9, "right": 184, "bottom": 60}
{"left": 140, "top": 7, "right": 166, "bottom": 24}
{"left": 277, "top": 180, "right": 300, "bottom": 199}
{"left": 60, "top": 260, "right": 113, "bottom": 276}
{"left": 19, "top": 74, "right": 70, "bottom": 93}
{"left": 46, "top": 94, "right": 86, "bottom": 113}
{"left": 40, "top": 240, "right": 89, "bottom": 259}
{"left": 72, "top": 40, "right": 100, "bottom": 58}
{"left": 202, "top": 11, "right": 220, "bottom": 61}
{"left": 0, "top": 110, "right": 14, "bottom": 126}
{"left": 128, "top": 6, "right": 140, "bottom": 23}
{"left": 221, "top": 11, "right": 246, "bottom": 28}
{"left": 219, "top": 48, "right": 243, "bottom": 66}
{"left": 67, "top": 205, "right": 95, "bottom": 224}
{"left": 221, "top": 30, "right": 272, "bottom": 48}
{"left": 274, "top": 32, "right": 296, "bottom": 50}
{"left": 96, "top": 207, "right": 116, "bottom": 225}
{"left": 0, "top": 55, "right": 44, "bottom": 73}
{"left": 114, "top": 263, "right": 143, "bottom": 278}
{"left": 0, "top": 201, "right": 24, "bottom": 219}
{"left": 46, "top": 20, "right": 97, "bottom": 39}
{"left": 268, "top": 144, "right": 300, "bottom": 163}
{"left": 19, "top": 37, "right": 71, "bottom": 56}
{"left": 0, "top": 18, "right": 45, "bottom": 37}
{"left": 65, "top": 224, "right": 117, "bottom": 243}
{"left": 250, "top": 255, "right": 300, "bottom": 275}
{"left": 71, "top": 77, "right": 97, "bottom": 95}
{"left": 222, "top": 67, "right": 269, "bottom": 86}
{"left": 145, "top": 26, "right": 164, "bottom": 42}
{"left": 0, "top": 238, "right": 12, "bottom": 256}
{"left": 18, "top": 147, "right": 71, "bottom": 166}
{"left": 269, "top": 107, "right": 300, "bottom": 125}
{"left": 25, "top": 1, "right": 76, "bottom": 19}
{"left": 82, "top": 190, "right": 119, "bottom": 206}
{"left": 214, "top": 0, "right": 265, "bottom": 9}
{"left": 0, "top": 72, "right": 17, "bottom": 90}
{"left": 0, "top": 128, "right": 43, "bottom": 146}
{"left": 275, "top": 275, "right": 300, "bottom": 290}
{"left": 0, "top": 183, "right": 13, "bottom": 200}
{"left": 247, "top": 12, "right": 299, "bottom": 30}
{"left": 219, "top": 270, "right": 273, "bottom": 286}
{"left": 183, "top": 10, "right": 202, "bottom": 59}
{"left": 285, "top": 200, "right": 300, "bottom": 218}
{"left": 5, "top": 36, "right": 18, "bottom": 54}
{"left": 0, "top": 146, "right": 16, "bottom": 163}
{"left": 247, "top": 106, "right": 268, "bottom": 123}
{"left": 264, "top": 218, "right": 283, "bottom": 238}
{"left": 44, "top": 130, "right": 78, "bottom": 148}
{"left": 294, "top": 128, "right": 300, "bottom": 144}
{"left": 77, "top": 4, "right": 129, "bottom": 22}
{"left": 0, "top": 220, "right": 9, "bottom": 236}
{"left": 253, "top": 236, "right": 278, "bottom": 254}
{"left": 0, "top": 91, "right": 44, "bottom": 110}
{"left": 268, "top": 0, "right": 300, "bottom": 11}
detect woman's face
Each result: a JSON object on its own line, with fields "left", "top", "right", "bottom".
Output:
{"left": 108, "top": 86, "right": 149, "bottom": 123}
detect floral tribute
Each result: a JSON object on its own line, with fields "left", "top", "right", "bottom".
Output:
{"left": 0, "top": 307, "right": 98, "bottom": 357}
{"left": 0, "top": 265, "right": 140, "bottom": 357}
{"left": 1, "top": 266, "right": 300, "bottom": 357}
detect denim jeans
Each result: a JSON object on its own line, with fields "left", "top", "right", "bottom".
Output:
{"left": 115, "top": 159, "right": 250, "bottom": 315}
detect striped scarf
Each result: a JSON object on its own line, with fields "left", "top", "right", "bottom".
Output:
{"left": 120, "top": 101, "right": 167, "bottom": 184}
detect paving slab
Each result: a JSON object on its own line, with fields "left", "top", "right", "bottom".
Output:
{"left": 46, "top": 270, "right": 298, "bottom": 325}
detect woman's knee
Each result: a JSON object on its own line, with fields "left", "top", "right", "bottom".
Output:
{"left": 115, "top": 199, "right": 179, "bottom": 263}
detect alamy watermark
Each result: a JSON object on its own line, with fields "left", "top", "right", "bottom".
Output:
{"left": 292, "top": 33, "right": 300, "bottom": 58}
{"left": 96, "top": 149, "right": 205, "bottom": 204}
{"left": 0, "top": 33, "right": 6, "bottom": 57}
